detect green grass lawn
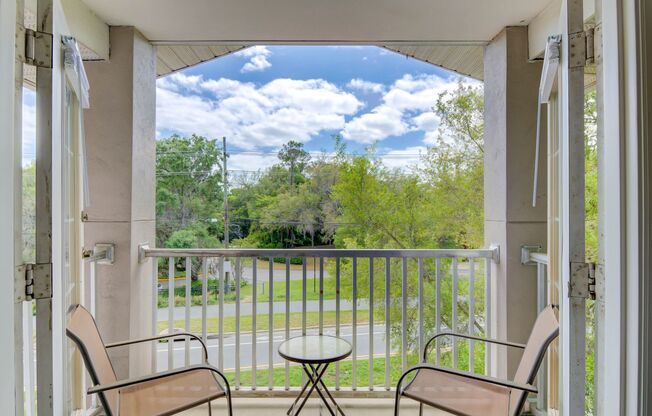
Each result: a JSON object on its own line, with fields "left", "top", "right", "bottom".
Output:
{"left": 221, "top": 344, "right": 486, "bottom": 389}
{"left": 157, "top": 308, "right": 385, "bottom": 334}
{"left": 224, "top": 354, "right": 407, "bottom": 389}
{"left": 158, "top": 275, "right": 338, "bottom": 308}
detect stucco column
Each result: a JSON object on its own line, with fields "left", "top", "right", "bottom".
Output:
{"left": 483, "top": 26, "right": 547, "bottom": 378}
{"left": 83, "top": 27, "right": 156, "bottom": 378}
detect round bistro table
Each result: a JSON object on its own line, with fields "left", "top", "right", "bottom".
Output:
{"left": 278, "top": 335, "right": 352, "bottom": 416}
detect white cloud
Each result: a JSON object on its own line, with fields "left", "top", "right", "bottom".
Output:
{"left": 156, "top": 73, "right": 362, "bottom": 150}
{"left": 341, "top": 74, "right": 462, "bottom": 144}
{"left": 379, "top": 146, "right": 427, "bottom": 171}
{"left": 341, "top": 105, "right": 407, "bottom": 144}
{"left": 236, "top": 46, "right": 272, "bottom": 73}
{"left": 347, "top": 78, "right": 385, "bottom": 94}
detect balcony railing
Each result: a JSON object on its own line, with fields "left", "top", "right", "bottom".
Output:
{"left": 141, "top": 247, "right": 499, "bottom": 396}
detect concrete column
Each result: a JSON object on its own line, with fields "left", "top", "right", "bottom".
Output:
{"left": 483, "top": 26, "right": 547, "bottom": 378}
{"left": 83, "top": 27, "right": 156, "bottom": 378}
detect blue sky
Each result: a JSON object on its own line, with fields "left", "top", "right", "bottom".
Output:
{"left": 157, "top": 45, "right": 477, "bottom": 170}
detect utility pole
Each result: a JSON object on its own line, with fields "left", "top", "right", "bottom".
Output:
{"left": 223, "top": 136, "right": 229, "bottom": 248}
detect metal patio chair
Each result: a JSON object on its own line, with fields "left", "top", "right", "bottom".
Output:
{"left": 66, "top": 305, "right": 233, "bottom": 416}
{"left": 395, "top": 305, "right": 559, "bottom": 416}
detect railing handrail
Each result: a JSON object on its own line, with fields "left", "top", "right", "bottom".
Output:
{"left": 529, "top": 252, "right": 549, "bottom": 265}
{"left": 141, "top": 246, "right": 499, "bottom": 260}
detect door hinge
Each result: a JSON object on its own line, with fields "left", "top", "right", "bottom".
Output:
{"left": 568, "top": 262, "right": 597, "bottom": 300}
{"left": 16, "top": 24, "right": 53, "bottom": 68}
{"left": 15, "top": 263, "right": 53, "bottom": 302}
{"left": 568, "top": 28, "right": 595, "bottom": 68}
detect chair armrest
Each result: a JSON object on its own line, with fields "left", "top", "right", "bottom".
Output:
{"left": 87, "top": 364, "right": 231, "bottom": 396}
{"left": 105, "top": 332, "right": 208, "bottom": 362}
{"left": 397, "top": 364, "right": 537, "bottom": 394}
{"left": 423, "top": 332, "right": 526, "bottom": 361}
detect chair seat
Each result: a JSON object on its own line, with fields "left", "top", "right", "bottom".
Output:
{"left": 119, "top": 369, "right": 225, "bottom": 416}
{"left": 402, "top": 368, "right": 512, "bottom": 416}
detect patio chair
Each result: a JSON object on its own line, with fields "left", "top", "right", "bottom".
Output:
{"left": 394, "top": 304, "right": 559, "bottom": 416}
{"left": 66, "top": 305, "right": 232, "bottom": 416}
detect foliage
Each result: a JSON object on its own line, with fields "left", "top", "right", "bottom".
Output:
{"left": 156, "top": 134, "right": 224, "bottom": 247}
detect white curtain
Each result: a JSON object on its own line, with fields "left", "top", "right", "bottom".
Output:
{"left": 62, "top": 36, "right": 91, "bottom": 208}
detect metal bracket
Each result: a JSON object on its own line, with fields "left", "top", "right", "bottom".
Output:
{"left": 82, "top": 243, "right": 116, "bottom": 265}
{"left": 489, "top": 244, "right": 500, "bottom": 264}
{"left": 521, "top": 245, "right": 543, "bottom": 265}
{"left": 569, "top": 31, "right": 586, "bottom": 68}
{"left": 138, "top": 243, "right": 150, "bottom": 264}
{"left": 568, "top": 262, "right": 596, "bottom": 299}
{"left": 568, "top": 29, "right": 596, "bottom": 68}
{"left": 17, "top": 24, "right": 53, "bottom": 68}
{"left": 16, "top": 263, "right": 53, "bottom": 301}
{"left": 593, "top": 24, "right": 603, "bottom": 65}
{"left": 15, "top": 23, "right": 26, "bottom": 64}
{"left": 15, "top": 264, "right": 30, "bottom": 302}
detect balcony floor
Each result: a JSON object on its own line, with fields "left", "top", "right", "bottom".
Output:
{"left": 179, "top": 398, "right": 448, "bottom": 415}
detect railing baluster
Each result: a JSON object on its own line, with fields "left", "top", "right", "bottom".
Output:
{"left": 452, "top": 257, "right": 459, "bottom": 369}
{"left": 319, "top": 257, "right": 324, "bottom": 334}
{"left": 352, "top": 256, "right": 357, "bottom": 390}
{"left": 152, "top": 258, "right": 158, "bottom": 372}
{"left": 302, "top": 257, "right": 307, "bottom": 387}
{"left": 485, "top": 257, "right": 491, "bottom": 375}
{"left": 335, "top": 257, "right": 341, "bottom": 390}
{"left": 185, "top": 257, "right": 191, "bottom": 367}
{"left": 168, "top": 257, "right": 175, "bottom": 370}
{"left": 219, "top": 258, "right": 225, "bottom": 372}
{"left": 252, "top": 257, "right": 257, "bottom": 390}
{"left": 369, "top": 257, "right": 374, "bottom": 390}
{"left": 401, "top": 257, "right": 408, "bottom": 372}
{"left": 435, "top": 258, "right": 441, "bottom": 365}
{"left": 418, "top": 257, "right": 424, "bottom": 361}
{"left": 235, "top": 257, "right": 241, "bottom": 389}
{"left": 285, "top": 258, "right": 290, "bottom": 390}
{"left": 302, "top": 259, "right": 307, "bottom": 335}
{"left": 201, "top": 259, "right": 208, "bottom": 345}
{"left": 469, "top": 258, "right": 475, "bottom": 372}
{"left": 140, "top": 247, "right": 498, "bottom": 395}
{"left": 268, "top": 257, "right": 274, "bottom": 390}
{"left": 385, "top": 257, "right": 391, "bottom": 390}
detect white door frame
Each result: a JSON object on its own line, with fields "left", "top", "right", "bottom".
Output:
{"left": 558, "top": 0, "right": 587, "bottom": 415}
{"left": 0, "top": 0, "right": 22, "bottom": 414}
{"left": 35, "top": 0, "right": 55, "bottom": 413}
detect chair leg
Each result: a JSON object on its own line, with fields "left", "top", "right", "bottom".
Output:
{"left": 394, "top": 390, "right": 402, "bottom": 416}
{"left": 208, "top": 401, "right": 212, "bottom": 416}
{"left": 418, "top": 403, "right": 423, "bottom": 416}
{"left": 226, "top": 391, "right": 233, "bottom": 416}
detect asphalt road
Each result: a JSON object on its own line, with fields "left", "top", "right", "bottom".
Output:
{"left": 156, "top": 323, "right": 391, "bottom": 372}
{"left": 157, "top": 299, "right": 370, "bottom": 320}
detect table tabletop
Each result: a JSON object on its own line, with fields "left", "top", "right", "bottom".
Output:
{"left": 278, "top": 335, "right": 352, "bottom": 364}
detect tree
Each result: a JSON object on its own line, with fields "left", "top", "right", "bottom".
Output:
{"left": 277, "top": 140, "right": 311, "bottom": 189}
{"left": 156, "top": 134, "right": 224, "bottom": 247}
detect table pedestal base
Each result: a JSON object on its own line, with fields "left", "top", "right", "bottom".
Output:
{"left": 286, "top": 363, "right": 345, "bottom": 416}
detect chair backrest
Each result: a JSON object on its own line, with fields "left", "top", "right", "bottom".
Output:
{"left": 66, "top": 305, "right": 119, "bottom": 415}
{"left": 509, "top": 305, "right": 559, "bottom": 416}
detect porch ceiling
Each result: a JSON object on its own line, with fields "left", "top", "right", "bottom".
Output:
{"left": 79, "top": 0, "right": 552, "bottom": 79}
{"left": 80, "top": 0, "right": 552, "bottom": 43}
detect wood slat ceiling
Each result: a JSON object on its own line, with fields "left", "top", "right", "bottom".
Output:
{"left": 156, "top": 45, "right": 247, "bottom": 77}
{"left": 383, "top": 44, "right": 485, "bottom": 80}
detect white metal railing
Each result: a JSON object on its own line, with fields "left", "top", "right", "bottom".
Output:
{"left": 528, "top": 251, "right": 549, "bottom": 415}
{"left": 142, "top": 246, "right": 499, "bottom": 395}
